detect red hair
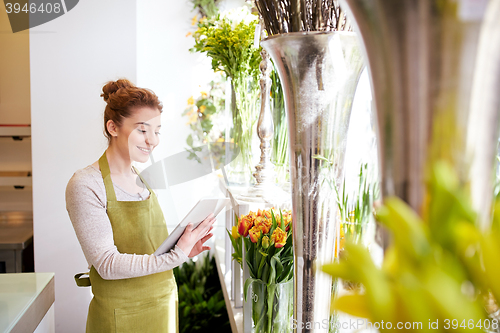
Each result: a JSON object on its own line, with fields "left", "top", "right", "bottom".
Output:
{"left": 101, "top": 79, "right": 163, "bottom": 143}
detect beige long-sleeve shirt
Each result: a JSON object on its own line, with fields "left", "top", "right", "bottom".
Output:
{"left": 65, "top": 164, "right": 189, "bottom": 280}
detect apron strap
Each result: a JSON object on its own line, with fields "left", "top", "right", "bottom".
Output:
{"left": 132, "top": 166, "right": 153, "bottom": 193}
{"left": 74, "top": 272, "right": 91, "bottom": 287}
{"left": 99, "top": 150, "right": 117, "bottom": 202}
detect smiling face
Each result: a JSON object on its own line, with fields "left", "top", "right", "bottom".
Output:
{"left": 107, "top": 106, "right": 162, "bottom": 164}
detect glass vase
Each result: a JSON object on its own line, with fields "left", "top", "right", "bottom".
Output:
{"left": 340, "top": 0, "right": 500, "bottom": 232}
{"left": 225, "top": 76, "right": 261, "bottom": 186}
{"left": 262, "top": 32, "right": 364, "bottom": 333}
{"left": 270, "top": 67, "right": 290, "bottom": 186}
{"left": 250, "top": 279, "right": 293, "bottom": 333}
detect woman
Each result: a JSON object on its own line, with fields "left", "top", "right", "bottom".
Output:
{"left": 65, "top": 79, "right": 215, "bottom": 332}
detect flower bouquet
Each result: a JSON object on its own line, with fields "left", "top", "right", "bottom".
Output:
{"left": 190, "top": 7, "right": 262, "bottom": 184}
{"left": 227, "top": 208, "right": 294, "bottom": 333}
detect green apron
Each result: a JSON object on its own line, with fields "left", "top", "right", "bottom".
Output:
{"left": 75, "top": 150, "right": 178, "bottom": 333}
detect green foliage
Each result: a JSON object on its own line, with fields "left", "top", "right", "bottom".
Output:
{"left": 226, "top": 221, "right": 243, "bottom": 267}
{"left": 190, "top": 10, "right": 262, "bottom": 177}
{"left": 337, "top": 163, "right": 379, "bottom": 244}
{"left": 173, "top": 253, "right": 231, "bottom": 333}
{"left": 190, "top": 0, "right": 220, "bottom": 19}
{"left": 322, "top": 161, "right": 500, "bottom": 331}
{"left": 182, "top": 78, "right": 226, "bottom": 166}
{"left": 190, "top": 13, "right": 261, "bottom": 83}
{"left": 270, "top": 66, "right": 289, "bottom": 184}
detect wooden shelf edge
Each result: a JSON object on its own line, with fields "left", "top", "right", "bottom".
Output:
{"left": 214, "top": 239, "right": 243, "bottom": 333}
{"left": 0, "top": 126, "right": 31, "bottom": 137}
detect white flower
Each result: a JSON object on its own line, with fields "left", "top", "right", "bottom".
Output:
{"left": 220, "top": 6, "right": 257, "bottom": 29}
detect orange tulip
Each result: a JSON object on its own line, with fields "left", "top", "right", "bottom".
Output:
{"left": 271, "top": 227, "right": 287, "bottom": 248}
{"left": 249, "top": 226, "right": 261, "bottom": 243}
{"left": 238, "top": 215, "right": 253, "bottom": 237}
{"left": 247, "top": 211, "right": 256, "bottom": 222}
{"left": 255, "top": 216, "right": 272, "bottom": 234}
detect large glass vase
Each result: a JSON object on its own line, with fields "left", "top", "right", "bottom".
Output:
{"left": 262, "top": 32, "right": 364, "bottom": 333}
{"left": 340, "top": 0, "right": 500, "bottom": 234}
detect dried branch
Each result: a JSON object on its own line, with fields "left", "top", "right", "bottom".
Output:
{"left": 254, "top": 0, "right": 352, "bottom": 35}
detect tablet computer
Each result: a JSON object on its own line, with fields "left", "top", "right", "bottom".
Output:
{"left": 154, "top": 198, "right": 229, "bottom": 256}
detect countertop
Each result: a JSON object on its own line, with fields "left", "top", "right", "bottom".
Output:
{"left": 0, "top": 273, "right": 55, "bottom": 333}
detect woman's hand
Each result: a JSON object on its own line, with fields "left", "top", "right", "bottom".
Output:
{"left": 176, "top": 213, "right": 216, "bottom": 258}
{"left": 188, "top": 229, "right": 214, "bottom": 258}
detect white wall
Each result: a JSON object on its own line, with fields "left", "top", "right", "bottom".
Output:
{"left": 31, "top": 0, "right": 261, "bottom": 330}
{"left": 30, "top": 1, "right": 137, "bottom": 331}
{"left": 136, "top": 1, "right": 225, "bottom": 235}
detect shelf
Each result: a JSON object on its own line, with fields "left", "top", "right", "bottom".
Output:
{"left": 0, "top": 187, "right": 33, "bottom": 211}
{"left": 0, "top": 171, "right": 32, "bottom": 187}
{"left": 0, "top": 125, "right": 31, "bottom": 138}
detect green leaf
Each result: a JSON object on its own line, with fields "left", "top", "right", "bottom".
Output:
{"left": 280, "top": 210, "right": 285, "bottom": 230}
{"left": 333, "top": 294, "right": 372, "bottom": 319}
{"left": 243, "top": 277, "right": 257, "bottom": 302}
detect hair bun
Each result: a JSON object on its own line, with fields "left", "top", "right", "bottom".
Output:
{"left": 101, "top": 79, "right": 135, "bottom": 102}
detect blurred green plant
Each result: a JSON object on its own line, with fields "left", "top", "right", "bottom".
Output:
{"left": 270, "top": 66, "right": 289, "bottom": 184}
{"left": 323, "top": 161, "right": 500, "bottom": 332}
{"left": 173, "top": 253, "right": 231, "bottom": 333}
{"left": 190, "top": 0, "right": 220, "bottom": 19}
{"left": 182, "top": 77, "right": 226, "bottom": 164}
{"left": 336, "top": 163, "right": 379, "bottom": 246}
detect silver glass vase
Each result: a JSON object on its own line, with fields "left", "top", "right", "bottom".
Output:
{"left": 261, "top": 32, "right": 364, "bottom": 333}
{"left": 340, "top": 0, "right": 500, "bottom": 234}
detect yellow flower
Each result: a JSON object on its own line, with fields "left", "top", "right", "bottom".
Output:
{"left": 262, "top": 236, "right": 270, "bottom": 249}
{"left": 199, "top": 105, "right": 206, "bottom": 114}
{"left": 187, "top": 96, "right": 194, "bottom": 105}
{"left": 200, "top": 91, "right": 208, "bottom": 98}
{"left": 185, "top": 31, "right": 192, "bottom": 37}
{"left": 334, "top": 225, "right": 345, "bottom": 258}
{"left": 231, "top": 226, "right": 240, "bottom": 240}
{"left": 349, "top": 210, "right": 355, "bottom": 222}
{"left": 191, "top": 15, "right": 198, "bottom": 26}
{"left": 186, "top": 109, "right": 198, "bottom": 125}
{"left": 216, "top": 137, "right": 224, "bottom": 143}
